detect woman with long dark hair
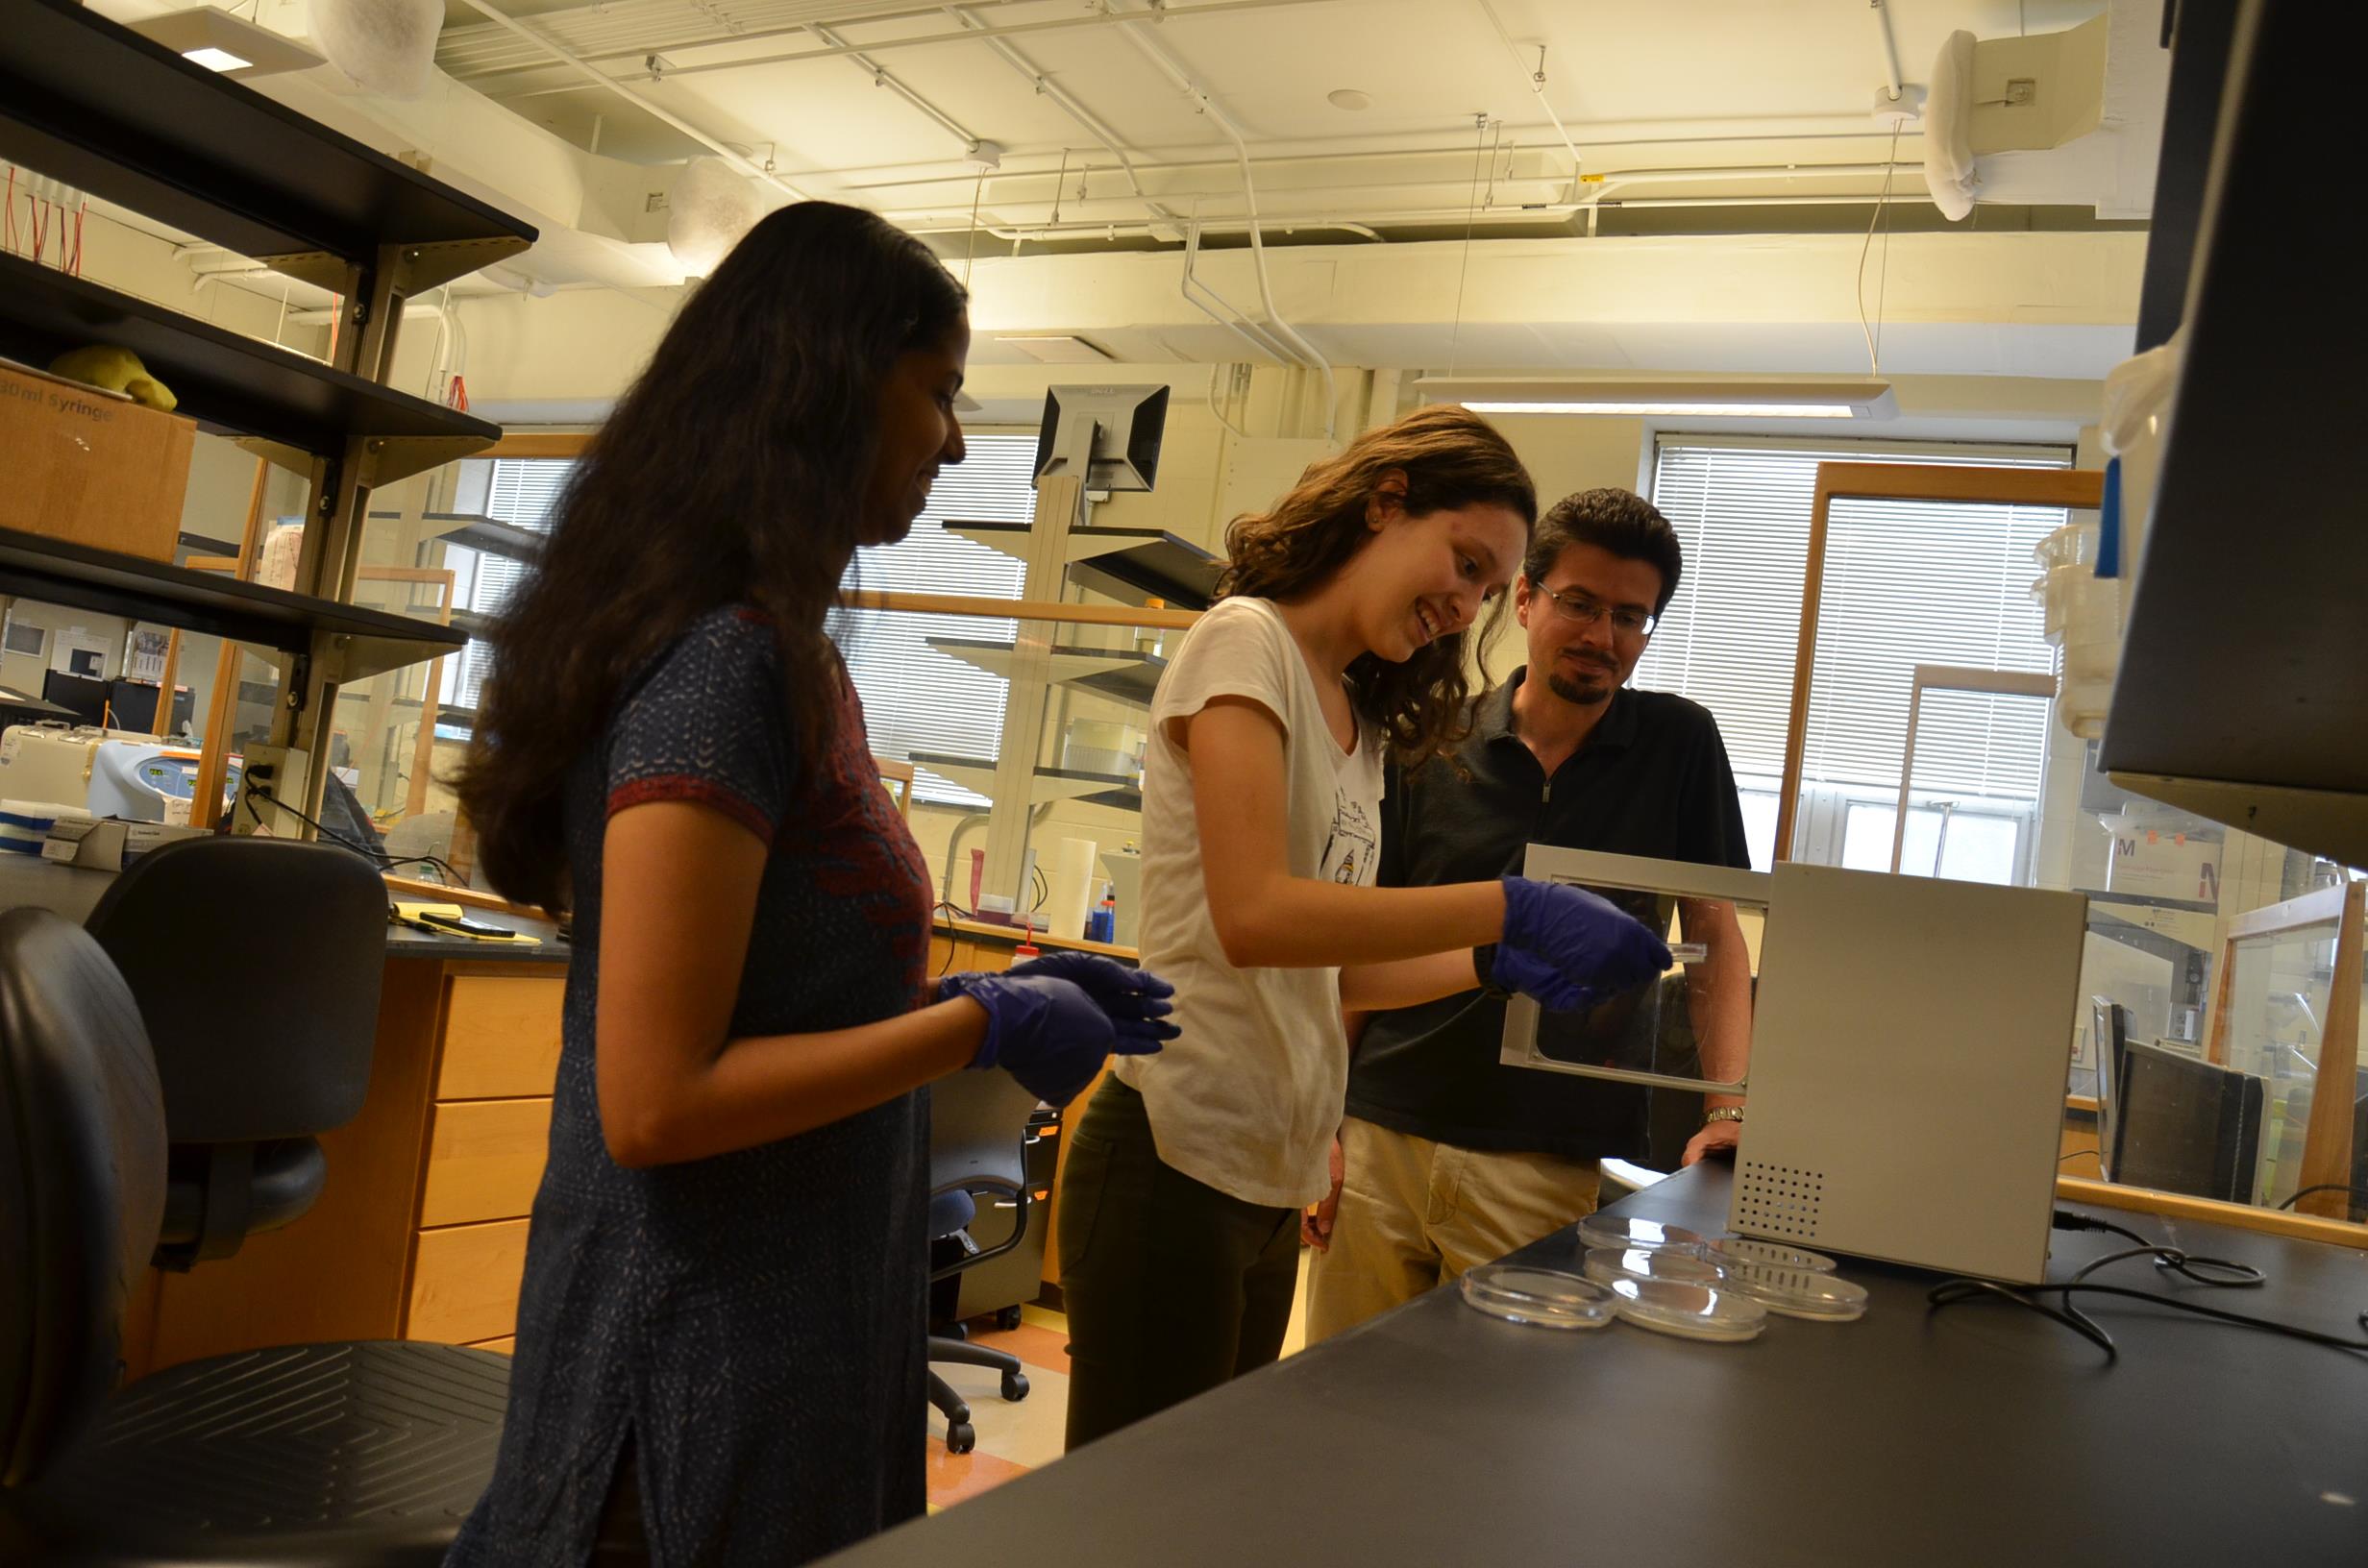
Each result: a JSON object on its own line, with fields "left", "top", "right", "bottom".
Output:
{"left": 446, "top": 202, "right": 1172, "bottom": 1566}
{"left": 1055, "top": 406, "right": 1670, "bottom": 1448}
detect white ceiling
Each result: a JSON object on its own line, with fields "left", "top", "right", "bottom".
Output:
{"left": 428, "top": 0, "right": 2132, "bottom": 236}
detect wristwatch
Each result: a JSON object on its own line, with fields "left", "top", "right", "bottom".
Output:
{"left": 1703, "top": 1106, "right": 1745, "bottom": 1126}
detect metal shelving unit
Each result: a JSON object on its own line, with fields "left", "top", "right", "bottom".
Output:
{"left": 0, "top": 0, "right": 536, "bottom": 828}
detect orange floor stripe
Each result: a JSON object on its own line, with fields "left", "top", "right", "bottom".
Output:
{"left": 970, "top": 1321, "right": 1070, "bottom": 1375}
{"left": 924, "top": 1438, "right": 1032, "bottom": 1508}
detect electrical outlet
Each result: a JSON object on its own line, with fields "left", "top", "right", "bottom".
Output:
{"left": 233, "top": 744, "right": 311, "bottom": 839}
{"left": 2005, "top": 78, "right": 2036, "bottom": 106}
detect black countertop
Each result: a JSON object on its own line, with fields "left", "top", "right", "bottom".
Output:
{"left": 0, "top": 853, "right": 567, "bottom": 965}
{"left": 822, "top": 1162, "right": 2368, "bottom": 1567}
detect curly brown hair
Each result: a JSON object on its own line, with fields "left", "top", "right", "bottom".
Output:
{"left": 1216, "top": 404, "right": 1535, "bottom": 765}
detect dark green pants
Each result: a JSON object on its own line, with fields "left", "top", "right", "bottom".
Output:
{"left": 1057, "top": 1077, "right": 1300, "bottom": 1451}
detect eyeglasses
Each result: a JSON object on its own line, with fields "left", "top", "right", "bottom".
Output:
{"left": 1535, "top": 583, "right": 1657, "bottom": 639}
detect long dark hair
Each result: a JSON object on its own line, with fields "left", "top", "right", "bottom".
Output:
{"left": 456, "top": 202, "right": 967, "bottom": 909}
{"left": 1217, "top": 405, "right": 1535, "bottom": 765}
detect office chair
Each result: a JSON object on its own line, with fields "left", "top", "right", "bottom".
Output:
{"left": 84, "top": 837, "right": 386, "bottom": 1269}
{"left": 925, "top": 1070, "right": 1040, "bottom": 1455}
{"left": 0, "top": 908, "right": 510, "bottom": 1563}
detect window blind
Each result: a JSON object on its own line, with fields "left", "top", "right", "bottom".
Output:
{"left": 1636, "top": 438, "right": 2072, "bottom": 804}
{"left": 834, "top": 433, "right": 1038, "bottom": 806}
{"left": 447, "top": 457, "right": 571, "bottom": 711}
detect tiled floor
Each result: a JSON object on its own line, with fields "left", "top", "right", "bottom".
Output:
{"left": 925, "top": 1249, "right": 1313, "bottom": 1510}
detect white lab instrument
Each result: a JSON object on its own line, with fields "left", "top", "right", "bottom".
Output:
{"left": 0, "top": 723, "right": 229, "bottom": 826}
{"left": 1502, "top": 846, "right": 2087, "bottom": 1285}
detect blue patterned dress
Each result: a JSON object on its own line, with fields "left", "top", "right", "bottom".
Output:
{"left": 447, "top": 606, "right": 934, "bottom": 1567}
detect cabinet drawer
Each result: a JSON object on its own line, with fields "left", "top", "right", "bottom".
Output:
{"left": 407, "top": 1219, "right": 530, "bottom": 1345}
{"left": 437, "top": 976, "right": 564, "bottom": 1100}
{"left": 419, "top": 1098, "right": 553, "bottom": 1228}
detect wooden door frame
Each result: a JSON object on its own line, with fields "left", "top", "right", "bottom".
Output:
{"left": 1773, "top": 462, "right": 2107, "bottom": 864}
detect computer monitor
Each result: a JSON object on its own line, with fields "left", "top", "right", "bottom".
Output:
{"left": 107, "top": 679, "right": 161, "bottom": 735}
{"left": 1032, "top": 384, "right": 1170, "bottom": 492}
{"left": 2112, "top": 1041, "right": 2266, "bottom": 1205}
{"left": 40, "top": 670, "right": 108, "bottom": 727}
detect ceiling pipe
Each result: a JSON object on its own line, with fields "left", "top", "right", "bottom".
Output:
{"left": 866, "top": 160, "right": 1925, "bottom": 230}
{"left": 807, "top": 19, "right": 983, "bottom": 156}
{"left": 1115, "top": 5, "right": 1336, "bottom": 440}
{"left": 898, "top": 187, "right": 1939, "bottom": 239}
{"left": 1473, "top": 0, "right": 1584, "bottom": 182}
{"left": 449, "top": 0, "right": 1337, "bottom": 82}
{"left": 1871, "top": 0, "right": 1906, "bottom": 103}
{"left": 449, "top": 0, "right": 817, "bottom": 202}
{"left": 944, "top": 2, "right": 1183, "bottom": 226}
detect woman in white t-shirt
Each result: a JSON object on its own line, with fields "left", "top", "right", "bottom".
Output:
{"left": 1056, "top": 405, "right": 1671, "bottom": 1448}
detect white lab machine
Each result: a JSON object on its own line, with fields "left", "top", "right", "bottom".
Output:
{"left": 0, "top": 723, "right": 230, "bottom": 826}
{"left": 1503, "top": 846, "right": 2087, "bottom": 1285}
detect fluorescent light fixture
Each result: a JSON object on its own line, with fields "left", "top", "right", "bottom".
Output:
{"left": 998, "top": 333, "right": 1115, "bottom": 365}
{"left": 1467, "top": 401, "right": 1862, "bottom": 419}
{"left": 183, "top": 45, "right": 252, "bottom": 72}
{"left": 1419, "top": 375, "right": 1897, "bottom": 421}
{"left": 128, "top": 7, "right": 325, "bottom": 80}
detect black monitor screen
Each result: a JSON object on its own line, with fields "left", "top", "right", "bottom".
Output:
{"left": 40, "top": 670, "right": 108, "bottom": 727}
{"left": 2114, "top": 1042, "right": 2264, "bottom": 1206}
{"left": 108, "top": 679, "right": 161, "bottom": 734}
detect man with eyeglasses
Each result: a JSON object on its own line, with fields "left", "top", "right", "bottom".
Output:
{"left": 1305, "top": 487, "right": 1753, "bottom": 1340}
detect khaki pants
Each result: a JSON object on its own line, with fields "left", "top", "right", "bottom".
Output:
{"left": 1306, "top": 1115, "right": 1602, "bottom": 1343}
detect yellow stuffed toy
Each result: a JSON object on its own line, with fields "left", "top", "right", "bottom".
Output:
{"left": 48, "top": 345, "right": 178, "bottom": 411}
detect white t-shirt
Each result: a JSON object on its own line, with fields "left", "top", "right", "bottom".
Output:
{"left": 1115, "top": 596, "right": 1385, "bottom": 1209}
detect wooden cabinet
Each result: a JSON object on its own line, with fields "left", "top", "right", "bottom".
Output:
{"left": 129, "top": 958, "right": 565, "bottom": 1377}
{"left": 128, "top": 919, "right": 1125, "bottom": 1375}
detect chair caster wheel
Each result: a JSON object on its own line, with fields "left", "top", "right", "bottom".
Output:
{"left": 943, "top": 1321, "right": 969, "bottom": 1342}
{"left": 946, "top": 1421, "right": 976, "bottom": 1455}
{"left": 1000, "top": 1370, "right": 1029, "bottom": 1403}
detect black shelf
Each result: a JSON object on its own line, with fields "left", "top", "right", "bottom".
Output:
{"left": 372, "top": 509, "right": 546, "bottom": 562}
{"left": 0, "top": 254, "right": 498, "bottom": 474}
{"left": 0, "top": 0, "right": 534, "bottom": 294}
{"left": 0, "top": 525, "right": 462, "bottom": 684}
{"left": 946, "top": 520, "right": 1223, "bottom": 610}
{"left": 924, "top": 635, "right": 1164, "bottom": 708}
{"left": 1067, "top": 528, "right": 1224, "bottom": 611}
{"left": 909, "top": 752, "right": 1143, "bottom": 814}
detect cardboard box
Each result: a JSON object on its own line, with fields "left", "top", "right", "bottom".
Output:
{"left": 0, "top": 357, "right": 196, "bottom": 562}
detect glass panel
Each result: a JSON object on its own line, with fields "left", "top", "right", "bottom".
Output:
{"left": 2220, "top": 916, "right": 2346, "bottom": 1213}
{"left": 1496, "top": 847, "right": 1769, "bottom": 1098}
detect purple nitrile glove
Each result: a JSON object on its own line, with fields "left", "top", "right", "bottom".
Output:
{"left": 1493, "top": 876, "right": 1672, "bottom": 1014}
{"left": 1006, "top": 949, "right": 1179, "bottom": 1052}
{"left": 935, "top": 968, "right": 1164, "bottom": 1108}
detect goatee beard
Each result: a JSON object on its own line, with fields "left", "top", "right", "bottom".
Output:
{"left": 1546, "top": 671, "right": 1612, "bottom": 705}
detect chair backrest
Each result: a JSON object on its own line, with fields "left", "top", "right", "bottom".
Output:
{"left": 927, "top": 1069, "right": 1039, "bottom": 1201}
{"left": 84, "top": 838, "right": 386, "bottom": 1143}
{"left": 0, "top": 909, "right": 167, "bottom": 1488}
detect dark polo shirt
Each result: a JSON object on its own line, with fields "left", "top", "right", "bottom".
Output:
{"left": 1344, "top": 669, "right": 1750, "bottom": 1160}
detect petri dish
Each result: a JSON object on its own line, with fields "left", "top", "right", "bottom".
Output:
{"left": 1705, "top": 1236, "right": 1838, "bottom": 1274}
{"left": 1461, "top": 1263, "right": 1616, "bottom": 1331}
{"left": 1717, "top": 1262, "right": 1871, "bottom": 1322}
{"left": 1584, "top": 1245, "right": 1725, "bottom": 1289}
{"left": 1578, "top": 1213, "right": 1714, "bottom": 1254}
{"left": 1606, "top": 1275, "right": 1767, "bottom": 1343}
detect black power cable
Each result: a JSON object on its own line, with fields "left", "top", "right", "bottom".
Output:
{"left": 1926, "top": 1210, "right": 2364, "bottom": 1362}
{"left": 241, "top": 779, "right": 466, "bottom": 887}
